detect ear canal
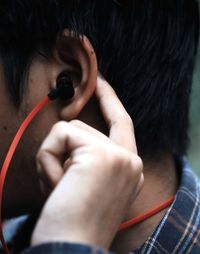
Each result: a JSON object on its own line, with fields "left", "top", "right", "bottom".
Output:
{"left": 48, "top": 72, "right": 75, "bottom": 101}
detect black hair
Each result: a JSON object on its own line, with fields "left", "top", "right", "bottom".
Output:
{"left": 0, "top": 0, "right": 199, "bottom": 159}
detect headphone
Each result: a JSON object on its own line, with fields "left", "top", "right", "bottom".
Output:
{"left": 0, "top": 72, "right": 75, "bottom": 254}
{"left": 49, "top": 72, "right": 75, "bottom": 101}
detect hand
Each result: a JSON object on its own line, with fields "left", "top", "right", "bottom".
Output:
{"left": 31, "top": 77, "right": 144, "bottom": 249}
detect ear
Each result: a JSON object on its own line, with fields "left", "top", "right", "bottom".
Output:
{"left": 52, "top": 31, "right": 98, "bottom": 120}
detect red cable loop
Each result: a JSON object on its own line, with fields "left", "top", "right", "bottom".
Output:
{"left": 0, "top": 95, "right": 175, "bottom": 253}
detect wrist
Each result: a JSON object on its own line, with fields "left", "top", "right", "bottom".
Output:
{"left": 31, "top": 221, "right": 113, "bottom": 250}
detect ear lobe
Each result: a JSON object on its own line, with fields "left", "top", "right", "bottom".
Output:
{"left": 55, "top": 32, "right": 98, "bottom": 121}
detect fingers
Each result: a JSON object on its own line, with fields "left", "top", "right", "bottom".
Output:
{"left": 95, "top": 77, "right": 137, "bottom": 153}
{"left": 39, "top": 121, "right": 94, "bottom": 157}
{"left": 70, "top": 120, "right": 108, "bottom": 141}
{"left": 37, "top": 77, "right": 138, "bottom": 193}
{"left": 37, "top": 150, "right": 64, "bottom": 189}
{"left": 36, "top": 121, "right": 96, "bottom": 188}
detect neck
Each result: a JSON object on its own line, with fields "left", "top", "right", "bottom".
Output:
{"left": 110, "top": 154, "right": 178, "bottom": 254}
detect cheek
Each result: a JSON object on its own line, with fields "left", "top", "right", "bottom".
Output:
{"left": 0, "top": 112, "right": 20, "bottom": 174}
{"left": 4, "top": 102, "right": 61, "bottom": 212}
{"left": 18, "top": 102, "right": 60, "bottom": 167}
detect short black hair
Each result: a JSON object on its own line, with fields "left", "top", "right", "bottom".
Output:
{"left": 0, "top": 0, "right": 199, "bottom": 159}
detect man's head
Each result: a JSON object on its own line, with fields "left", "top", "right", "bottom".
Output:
{"left": 0, "top": 0, "right": 199, "bottom": 217}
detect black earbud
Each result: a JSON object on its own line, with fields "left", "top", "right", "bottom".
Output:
{"left": 48, "top": 72, "right": 75, "bottom": 101}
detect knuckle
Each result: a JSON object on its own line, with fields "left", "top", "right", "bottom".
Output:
{"left": 111, "top": 147, "right": 131, "bottom": 172}
{"left": 69, "top": 119, "right": 82, "bottom": 127}
{"left": 103, "top": 145, "right": 122, "bottom": 170}
{"left": 51, "top": 121, "right": 67, "bottom": 133}
{"left": 126, "top": 115, "right": 134, "bottom": 130}
{"left": 131, "top": 155, "right": 144, "bottom": 177}
{"left": 134, "top": 156, "right": 143, "bottom": 172}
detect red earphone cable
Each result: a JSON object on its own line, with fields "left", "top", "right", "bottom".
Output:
{"left": 0, "top": 95, "right": 175, "bottom": 253}
{"left": 118, "top": 196, "right": 174, "bottom": 232}
{"left": 0, "top": 96, "right": 50, "bottom": 254}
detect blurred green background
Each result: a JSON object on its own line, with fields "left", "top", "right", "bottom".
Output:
{"left": 189, "top": 47, "right": 200, "bottom": 175}
{"left": 188, "top": 0, "right": 200, "bottom": 174}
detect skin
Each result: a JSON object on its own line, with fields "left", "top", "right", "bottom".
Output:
{"left": 0, "top": 33, "right": 178, "bottom": 253}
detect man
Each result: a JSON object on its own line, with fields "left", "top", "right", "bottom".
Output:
{"left": 0, "top": 0, "right": 199, "bottom": 253}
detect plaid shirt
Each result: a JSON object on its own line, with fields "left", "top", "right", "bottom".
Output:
{"left": 1, "top": 158, "right": 200, "bottom": 254}
{"left": 131, "top": 158, "right": 200, "bottom": 254}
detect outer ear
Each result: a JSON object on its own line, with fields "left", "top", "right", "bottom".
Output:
{"left": 55, "top": 31, "right": 98, "bottom": 120}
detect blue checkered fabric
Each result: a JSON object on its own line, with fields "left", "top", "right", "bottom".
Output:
{"left": 131, "top": 159, "right": 200, "bottom": 254}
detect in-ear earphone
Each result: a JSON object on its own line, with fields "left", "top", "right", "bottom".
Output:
{"left": 0, "top": 72, "right": 75, "bottom": 254}
{"left": 48, "top": 72, "right": 75, "bottom": 101}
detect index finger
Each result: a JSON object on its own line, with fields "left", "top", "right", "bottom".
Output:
{"left": 95, "top": 77, "right": 137, "bottom": 153}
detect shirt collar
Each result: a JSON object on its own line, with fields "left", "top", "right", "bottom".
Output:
{"left": 132, "top": 157, "right": 200, "bottom": 253}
